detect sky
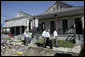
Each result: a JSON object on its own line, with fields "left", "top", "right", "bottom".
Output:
{"left": 1, "top": 1, "right": 84, "bottom": 25}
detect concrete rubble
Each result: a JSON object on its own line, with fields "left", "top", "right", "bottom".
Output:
{"left": 52, "top": 45, "right": 81, "bottom": 56}
{"left": 1, "top": 38, "right": 82, "bottom": 56}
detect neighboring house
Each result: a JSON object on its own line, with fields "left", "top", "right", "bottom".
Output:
{"left": 2, "top": 1, "right": 84, "bottom": 36}
{"left": 2, "top": 10, "right": 37, "bottom": 35}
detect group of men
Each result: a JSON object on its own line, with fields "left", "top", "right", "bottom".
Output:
{"left": 23, "top": 28, "right": 58, "bottom": 49}
{"left": 42, "top": 29, "right": 58, "bottom": 49}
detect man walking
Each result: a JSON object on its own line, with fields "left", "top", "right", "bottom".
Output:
{"left": 42, "top": 29, "right": 52, "bottom": 49}
{"left": 42, "top": 29, "right": 47, "bottom": 47}
{"left": 53, "top": 29, "right": 58, "bottom": 47}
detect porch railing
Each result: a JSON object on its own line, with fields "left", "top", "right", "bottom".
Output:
{"left": 65, "top": 34, "right": 75, "bottom": 42}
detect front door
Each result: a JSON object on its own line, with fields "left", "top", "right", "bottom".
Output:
{"left": 10, "top": 27, "right": 14, "bottom": 35}
{"left": 62, "top": 19, "right": 68, "bottom": 34}
{"left": 22, "top": 26, "right": 25, "bottom": 33}
{"left": 50, "top": 21, "right": 55, "bottom": 34}
{"left": 16, "top": 26, "right": 20, "bottom": 35}
{"left": 75, "top": 18, "right": 83, "bottom": 34}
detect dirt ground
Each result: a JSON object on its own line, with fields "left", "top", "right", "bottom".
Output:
{"left": 1, "top": 44, "right": 56, "bottom": 56}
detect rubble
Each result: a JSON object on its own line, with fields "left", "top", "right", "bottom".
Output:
{"left": 1, "top": 37, "right": 82, "bottom": 56}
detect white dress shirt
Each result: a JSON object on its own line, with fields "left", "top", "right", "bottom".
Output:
{"left": 53, "top": 30, "right": 58, "bottom": 37}
{"left": 24, "top": 33, "right": 29, "bottom": 37}
{"left": 42, "top": 31, "right": 46, "bottom": 37}
{"left": 45, "top": 32, "right": 50, "bottom": 37}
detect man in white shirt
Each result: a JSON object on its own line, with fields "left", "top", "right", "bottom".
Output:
{"left": 42, "top": 29, "right": 47, "bottom": 38}
{"left": 53, "top": 29, "right": 58, "bottom": 47}
{"left": 42, "top": 29, "right": 52, "bottom": 49}
{"left": 42, "top": 29, "right": 46, "bottom": 47}
{"left": 24, "top": 30, "right": 29, "bottom": 46}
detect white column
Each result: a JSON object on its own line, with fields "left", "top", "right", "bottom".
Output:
{"left": 35, "top": 19, "right": 38, "bottom": 27}
{"left": 3, "top": 28, "right": 5, "bottom": 32}
{"left": 81, "top": 16, "right": 84, "bottom": 30}
{"left": 31, "top": 20, "right": 34, "bottom": 29}
{"left": 27, "top": 19, "right": 29, "bottom": 31}
{"left": 7, "top": 28, "right": 10, "bottom": 33}
{"left": 33, "top": 19, "right": 34, "bottom": 27}
{"left": 31, "top": 21, "right": 32, "bottom": 30}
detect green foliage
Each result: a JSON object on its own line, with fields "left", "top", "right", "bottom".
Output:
{"left": 35, "top": 38, "right": 44, "bottom": 44}
{"left": 58, "top": 40, "right": 75, "bottom": 48}
{"left": 35, "top": 38, "right": 75, "bottom": 48}
{"left": 2, "top": 38, "right": 12, "bottom": 40}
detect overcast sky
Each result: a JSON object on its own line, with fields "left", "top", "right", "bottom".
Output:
{"left": 1, "top": 1, "right": 84, "bottom": 24}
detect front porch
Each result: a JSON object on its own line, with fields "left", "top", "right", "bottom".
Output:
{"left": 38, "top": 15, "right": 83, "bottom": 35}
{"left": 10, "top": 26, "right": 27, "bottom": 35}
{"left": 2, "top": 26, "right": 27, "bottom": 36}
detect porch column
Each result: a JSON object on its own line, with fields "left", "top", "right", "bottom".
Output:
{"left": 31, "top": 20, "right": 32, "bottom": 30}
{"left": 3, "top": 28, "right": 5, "bottom": 33}
{"left": 27, "top": 19, "right": 29, "bottom": 31}
{"left": 81, "top": 16, "right": 84, "bottom": 31}
{"left": 20, "top": 26, "right": 22, "bottom": 34}
{"left": 32, "top": 20, "right": 34, "bottom": 29}
{"left": 35, "top": 18, "right": 38, "bottom": 28}
{"left": 55, "top": 14, "right": 58, "bottom": 31}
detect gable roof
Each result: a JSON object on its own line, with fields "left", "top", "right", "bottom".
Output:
{"left": 5, "top": 10, "right": 33, "bottom": 22}
{"left": 15, "top": 10, "right": 32, "bottom": 17}
{"left": 43, "top": 1, "right": 73, "bottom": 13}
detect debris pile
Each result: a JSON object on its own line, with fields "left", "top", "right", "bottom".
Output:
{"left": 1, "top": 39, "right": 25, "bottom": 56}
{"left": 1, "top": 38, "right": 82, "bottom": 56}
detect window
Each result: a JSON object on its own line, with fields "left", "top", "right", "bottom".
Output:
{"left": 56, "top": 6, "right": 63, "bottom": 9}
{"left": 53, "top": 7, "right": 55, "bottom": 10}
{"left": 56, "top": 6, "right": 59, "bottom": 9}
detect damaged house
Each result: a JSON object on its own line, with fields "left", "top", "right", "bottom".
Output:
{"left": 2, "top": 11, "right": 38, "bottom": 35}
{"left": 2, "top": 1, "right": 84, "bottom": 36}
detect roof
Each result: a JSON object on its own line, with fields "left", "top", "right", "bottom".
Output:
{"left": 15, "top": 10, "right": 32, "bottom": 17}
{"left": 43, "top": 1, "right": 73, "bottom": 13}
{"left": 34, "top": 6, "right": 84, "bottom": 19}
{"left": 3, "top": 18, "right": 27, "bottom": 27}
{"left": 5, "top": 10, "right": 33, "bottom": 22}
{"left": 3, "top": 10, "right": 33, "bottom": 27}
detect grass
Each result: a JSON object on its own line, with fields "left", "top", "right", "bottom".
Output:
{"left": 35, "top": 38, "right": 75, "bottom": 48}
{"left": 58, "top": 40, "right": 75, "bottom": 48}
{"left": 1, "top": 38, "right": 12, "bottom": 40}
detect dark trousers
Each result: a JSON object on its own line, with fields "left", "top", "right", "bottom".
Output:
{"left": 28, "top": 38, "right": 31, "bottom": 44}
{"left": 44, "top": 37, "right": 53, "bottom": 49}
{"left": 55, "top": 36, "right": 58, "bottom": 46}
{"left": 24, "top": 37, "right": 29, "bottom": 46}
